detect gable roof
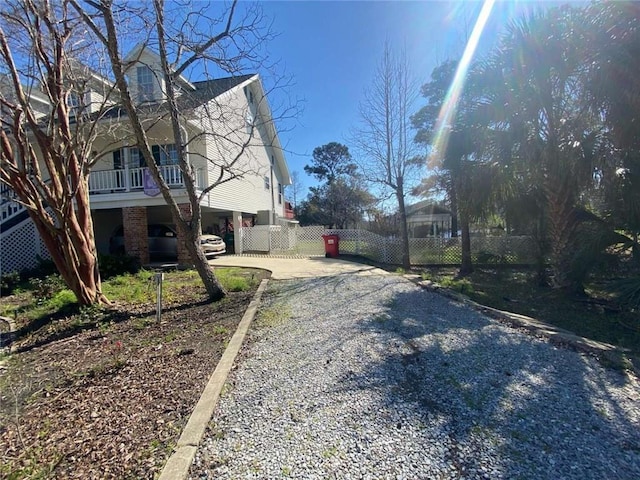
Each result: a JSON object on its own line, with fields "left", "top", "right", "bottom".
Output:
{"left": 124, "top": 43, "right": 194, "bottom": 91}
{"left": 178, "top": 74, "right": 255, "bottom": 110}
{"left": 406, "top": 200, "right": 451, "bottom": 216}
{"left": 192, "top": 75, "right": 255, "bottom": 100}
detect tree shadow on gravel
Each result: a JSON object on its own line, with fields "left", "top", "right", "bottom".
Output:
{"left": 347, "top": 286, "right": 640, "bottom": 480}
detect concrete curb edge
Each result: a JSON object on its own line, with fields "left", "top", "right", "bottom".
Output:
{"left": 158, "top": 278, "right": 270, "bottom": 480}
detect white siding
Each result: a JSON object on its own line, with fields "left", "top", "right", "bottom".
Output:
{"left": 194, "top": 80, "right": 288, "bottom": 217}
{"left": 126, "top": 49, "right": 166, "bottom": 104}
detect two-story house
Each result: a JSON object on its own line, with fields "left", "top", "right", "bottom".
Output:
{"left": 0, "top": 45, "right": 291, "bottom": 274}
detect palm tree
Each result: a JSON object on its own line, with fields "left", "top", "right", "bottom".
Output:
{"left": 477, "top": 7, "right": 606, "bottom": 293}
{"left": 585, "top": 2, "right": 640, "bottom": 260}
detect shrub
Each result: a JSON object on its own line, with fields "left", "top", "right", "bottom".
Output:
{"left": 610, "top": 277, "right": 640, "bottom": 311}
{"left": 98, "top": 253, "right": 141, "bottom": 280}
{"left": 29, "top": 256, "right": 58, "bottom": 278}
{"left": 0, "top": 271, "right": 21, "bottom": 295}
{"left": 29, "top": 274, "right": 66, "bottom": 303}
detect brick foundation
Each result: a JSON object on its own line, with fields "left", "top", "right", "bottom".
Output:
{"left": 122, "top": 206, "right": 149, "bottom": 265}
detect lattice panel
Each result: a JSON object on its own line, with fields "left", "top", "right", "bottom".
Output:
{"left": 0, "top": 218, "right": 51, "bottom": 276}
{"left": 239, "top": 224, "right": 537, "bottom": 266}
{"left": 326, "top": 229, "right": 389, "bottom": 261}
{"left": 240, "top": 225, "right": 271, "bottom": 252}
{"left": 240, "top": 224, "right": 325, "bottom": 256}
{"left": 327, "top": 230, "right": 536, "bottom": 265}
{"left": 289, "top": 225, "right": 325, "bottom": 256}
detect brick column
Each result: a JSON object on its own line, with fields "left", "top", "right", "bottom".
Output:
{"left": 122, "top": 206, "right": 149, "bottom": 265}
{"left": 177, "top": 203, "right": 194, "bottom": 266}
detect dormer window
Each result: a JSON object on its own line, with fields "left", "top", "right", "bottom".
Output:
{"left": 68, "top": 93, "right": 81, "bottom": 109}
{"left": 137, "top": 65, "right": 154, "bottom": 102}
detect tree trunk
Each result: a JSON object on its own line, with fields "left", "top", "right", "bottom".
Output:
{"left": 459, "top": 210, "right": 474, "bottom": 276}
{"left": 450, "top": 181, "right": 459, "bottom": 238}
{"left": 177, "top": 223, "right": 226, "bottom": 301}
{"left": 30, "top": 210, "right": 109, "bottom": 306}
{"left": 545, "top": 175, "right": 582, "bottom": 294}
{"left": 396, "top": 179, "right": 411, "bottom": 270}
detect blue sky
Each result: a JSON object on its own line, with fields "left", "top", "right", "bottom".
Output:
{"left": 250, "top": 1, "right": 570, "bottom": 199}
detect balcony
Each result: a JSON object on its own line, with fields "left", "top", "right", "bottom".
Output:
{"left": 88, "top": 166, "right": 206, "bottom": 194}
{"left": 1, "top": 166, "right": 207, "bottom": 228}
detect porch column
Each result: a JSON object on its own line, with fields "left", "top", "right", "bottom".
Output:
{"left": 177, "top": 203, "right": 193, "bottom": 266}
{"left": 122, "top": 206, "right": 149, "bottom": 264}
{"left": 232, "top": 211, "right": 243, "bottom": 254}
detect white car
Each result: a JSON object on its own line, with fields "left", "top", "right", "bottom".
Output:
{"left": 109, "top": 224, "right": 226, "bottom": 258}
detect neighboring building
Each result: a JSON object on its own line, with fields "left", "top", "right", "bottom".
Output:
{"left": 0, "top": 45, "right": 291, "bottom": 273}
{"left": 405, "top": 201, "right": 452, "bottom": 238}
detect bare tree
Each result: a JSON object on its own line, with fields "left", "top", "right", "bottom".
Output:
{"left": 289, "top": 170, "right": 303, "bottom": 211}
{"left": 0, "top": 0, "right": 122, "bottom": 305}
{"left": 352, "top": 41, "right": 422, "bottom": 269}
{"left": 74, "top": 0, "right": 296, "bottom": 300}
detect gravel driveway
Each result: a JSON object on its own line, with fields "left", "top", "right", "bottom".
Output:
{"left": 189, "top": 274, "right": 640, "bottom": 479}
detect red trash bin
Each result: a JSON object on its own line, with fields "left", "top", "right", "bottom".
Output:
{"left": 321, "top": 234, "right": 340, "bottom": 258}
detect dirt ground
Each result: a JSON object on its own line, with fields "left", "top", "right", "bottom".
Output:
{"left": 0, "top": 274, "right": 267, "bottom": 479}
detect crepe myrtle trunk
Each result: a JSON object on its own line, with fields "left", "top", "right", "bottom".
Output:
{"left": 28, "top": 195, "right": 108, "bottom": 306}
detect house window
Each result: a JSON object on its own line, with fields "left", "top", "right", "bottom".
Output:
{"left": 137, "top": 65, "right": 154, "bottom": 102}
{"left": 113, "top": 149, "right": 123, "bottom": 169}
{"left": 152, "top": 144, "right": 178, "bottom": 165}
{"left": 264, "top": 176, "right": 270, "bottom": 190}
{"left": 278, "top": 183, "right": 283, "bottom": 205}
{"left": 129, "top": 147, "right": 145, "bottom": 168}
{"left": 245, "top": 111, "right": 254, "bottom": 134}
{"left": 68, "top": 93, "right": 81, "bottom": 109}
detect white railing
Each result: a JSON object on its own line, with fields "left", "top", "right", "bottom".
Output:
{"left": 88, "top": 166, "right": 206, "bottom": 193}
{"left": 1, "top": 199, "right": 25, "bottom": 223}
{"left": 88, "top": 169, "right": 127, "bottom": 192}
{"left": 1, "top": 166, "right": 208, "bottom": 227}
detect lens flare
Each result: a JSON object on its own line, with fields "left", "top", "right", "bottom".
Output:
{"left": 429, "top": 0, "right": 497, "bottom": 167}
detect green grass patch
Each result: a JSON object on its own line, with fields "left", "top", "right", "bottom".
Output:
{"left": 102, "top": 270, "right": 155, "bottom": 304}
{"left": 256, "top": 303, "right": 291, "bottom": 328}
{"left": 215, "top": 267, "right": 262, "bottom": 292}
{"left": 4, "top": 267, "right": 262, "bottom": 336}
{"left": 439, "top": 277, "right": 474, "bottom": 295}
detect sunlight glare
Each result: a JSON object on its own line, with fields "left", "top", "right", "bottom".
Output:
{"left": 428, "top": 0, "right": 497, "bottom": 168}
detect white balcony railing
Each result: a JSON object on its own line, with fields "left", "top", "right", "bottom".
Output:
{"left": 1, "top": 166, "right": 207, "bottom": 227}
{"left": 88, "top": 166, "right": 206, "bottom": 194}
{"left": 1, "top": 198, "right": 25, "bottom": 224}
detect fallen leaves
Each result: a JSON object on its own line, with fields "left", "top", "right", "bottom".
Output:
{"left": 0, "top": 287, "right": 258, "bottom": 478}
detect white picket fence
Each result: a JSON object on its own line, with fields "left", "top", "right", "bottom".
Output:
{"left": 239, "top": 224, "right": 537, "bottom": 265}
